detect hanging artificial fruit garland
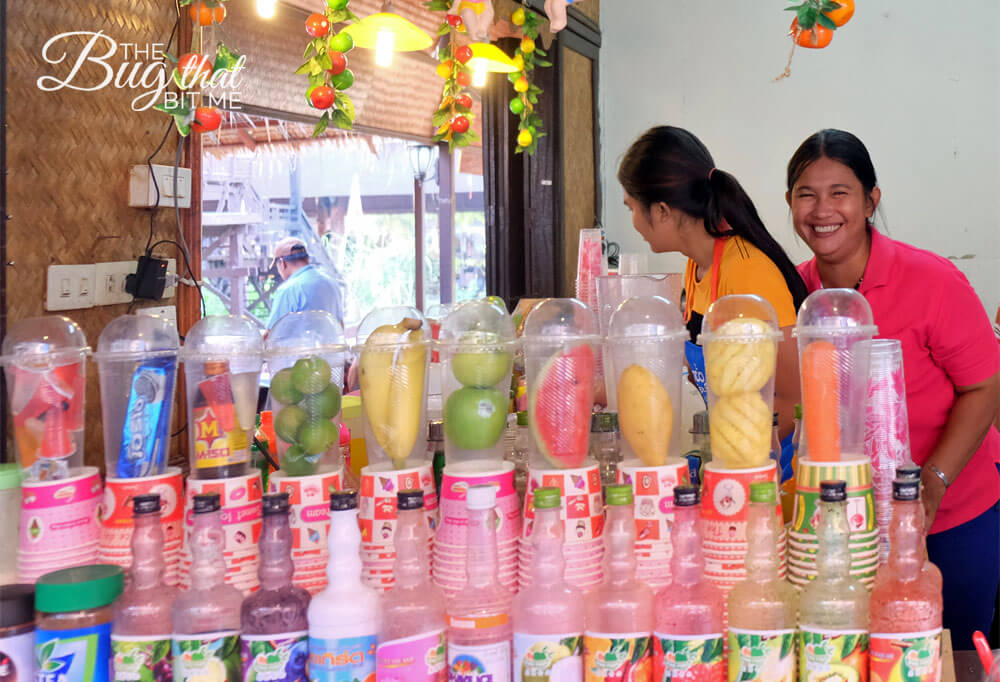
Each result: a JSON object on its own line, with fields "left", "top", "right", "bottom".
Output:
{"left": 155, "top": 0, "right": 240, "bottom": 136}
{"left": 297, "top": 0, "right": 361, "bottom": 136}
{"left": 508, "top": 7, "right": 549, "bottom": 155}
{"left": 426, "top": 0, "right": 479, "bottom": 151}
{"left": 776, "top": 0, "right": 854, "bottom": 79}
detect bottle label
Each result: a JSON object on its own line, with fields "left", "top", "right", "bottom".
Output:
{"left": 193, "top": 406, "right": 248, "bottom": 468}
{"left": 583, "top": 632, "right": 652, "bottom": 682}
{"left": 35, "top": 622, "right": 112, "bottom": 682}
{"left": 376, "top": 629, "right": 447, "bottom": 681}
{"left": 869, "top": 629, "right": 942, "bottom": 682}
{"left": 172, "top": 631, "right": 241, "bottom": 682}
{"left": 111, "top": 635, "right": 172, "bottom": 682}
{"left": 308, "top": 634, "right": 377, "bottom": 682}
{"left": 447, "top": 641, "right": 512, "bottom": 682}
{"left": 2, "top": 629, "right": 35, "bottom": 682}
{"left": 797, "top": 628, "right": 868, "bottom": 682}
{"left": 513, "top": 632, "right": 582, "bottom": 682}
{"left": 727, "top": 629, "right": 796, "bottom": 682}
{"left": 240, "top": 631, "right": 309, "bottom": 682}
{"left": 653, "top": 633, "right": 724, "bottom": 682}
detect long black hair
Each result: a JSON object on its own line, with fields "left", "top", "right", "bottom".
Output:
{"left": 618, "top": 126, "right": 808, "bottom": 311}
{"left": 787, "top": 128, "right": 878, "bottom": 197}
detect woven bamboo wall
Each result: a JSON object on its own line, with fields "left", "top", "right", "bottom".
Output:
{"left": 560, "top": 46, "right": 596, "bottom": 297}
{"left": 6, "top": 1, "right": 183, "bottom": 468}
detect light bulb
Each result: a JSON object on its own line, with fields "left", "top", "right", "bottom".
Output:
{"left": 472, "top": 59, "right": 488, "bottom": 88}
{"left": 256, "top": 0, "right": 276, "bottom": 19}
{"left": 375, "top": 30, "right": 395, "bottom": 68}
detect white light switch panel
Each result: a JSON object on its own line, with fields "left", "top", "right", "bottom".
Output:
{"left": 46, "top": 264, "right": 96, "bottom": 311}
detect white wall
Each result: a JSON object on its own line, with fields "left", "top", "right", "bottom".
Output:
{"left": 599, "top": 0, "right": 1000, "bottom": 319}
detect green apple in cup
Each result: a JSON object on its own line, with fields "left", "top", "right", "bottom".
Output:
{"left": 445, "top": 386, "right": 507, "bottom": 450}
{"left": 451, "top": 331, "right": 512, "bottom": 388}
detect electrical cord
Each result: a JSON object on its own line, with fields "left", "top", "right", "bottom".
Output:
{"left": 143, "top": 13, "right": 180, "bottom": 255}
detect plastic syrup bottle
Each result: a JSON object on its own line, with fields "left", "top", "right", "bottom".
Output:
{"left": 112, "top": 494, "right": 177, "bottom": 682}
{"left": 171, "top": 492, "right": 243, "bottom": 682}
{"left": 512, "top": 486, "right": 584, "bottom": 681}
{"left": 584, "top": 484, "right": 653, "bottom": 682}
{"left": 447, "top": 483, "right": 513, "bottom": 682}
{"left": 240, "top": 492, "right": 311, "bottom": 681}
{"left": 798, "top": 481, "right": 869, "bottom": 682}
{"left": 869, "top": 479, "right": 943, "bottom": 682}
{"left": 727, "top": 482, "right": 798, "bottom": 682}
{"left": 653, "top": 485, "right": 725, "bottom": 682}
{"left": 376, "top": 490, "right": 447, "bottom": 681}
{"left": 308, "top": 490, "right": 378, "bottom": 681}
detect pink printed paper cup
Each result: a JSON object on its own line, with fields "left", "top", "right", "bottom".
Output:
{"left": 20, "top": 466, "right": 101, "bottom": 558}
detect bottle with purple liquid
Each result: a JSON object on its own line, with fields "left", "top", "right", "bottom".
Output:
{"left": 241, "top": 492, "right": 311, "bottom": 682}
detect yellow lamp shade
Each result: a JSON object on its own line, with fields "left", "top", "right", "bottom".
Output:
{"left": 467, "top": 42, "right": 519, "bottom": 73}
{"left": 343, "top": 13, "right": 433, "bottom": 52}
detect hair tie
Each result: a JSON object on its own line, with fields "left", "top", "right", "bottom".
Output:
{"left": 708, "top": 167, "right": 717, "bottom": 180}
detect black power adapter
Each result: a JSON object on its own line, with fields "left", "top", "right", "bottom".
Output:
{"left": 125, "top": 256, "right": 169, "bottom": 300}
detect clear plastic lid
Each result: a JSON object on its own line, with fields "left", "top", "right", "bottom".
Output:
{"left": 354, "top": 305, "right": 428, "bottom": 349}
{"left": 0, "top": 316, "right": 90, "bottom": 367}
{"left": 607, "top": 295, "right": 687, "bottom": 342}
{"left": 265, "top": 310, "right": 346, "bottom": 357}
{"left": 794, "top": 288, "right": 877, "bottom": 337}
{"left": 181, "top": 315, "right": 263, "bottom": 361}
{"left": 698, "top": 294, "right": 783, "bottom": 344}
{"left": 94, "top": 314, "right": 179, "bottom": 361}
{"left": 438, "top": 298, "right": 517, "bottom": 350}
{"left": 521, "top": 297, "right": 600, "bottom": 346}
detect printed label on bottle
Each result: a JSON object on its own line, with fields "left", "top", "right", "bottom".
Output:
{"left": 172, "top": 631, "right": 241, "bottom": 682}
{"left": 869, "top": 629, "right": 941, "bottom": 682}
{"left": 193, "top": 406, "right": 247, "bottom": 468}
{"left": 797, "top": 628, "right": 868, "bottom": 682}
{"left": 583, "top": 632, "right": 651, "bottom": 682}
{"left": 376, "top": 629, "right": 447, "bottom": 681}
{"left": 35, "top": 622, "right": 113, "bottom": 682}
{"left": 111, "top": 635, "right": 172, "bottom": 682}
{"left": 1, "top": 629, "right": 36, "bottom": 682}
{"left": 240, "top": 632, "right": 309, "bottom": 682}
{"left": 308, "top": 634, "right": 377, "bottom": 682}
{"left": 653, "top": 633, "right": 724, "bottom": 682}
{"left": 447, "top": 640, "right": 512, "bottom": 682}
{"left": 513, "top": 632, "right": 582, "bottom": 682}
{"left": 727, "top": 629, "right": 796, "bottom": 682}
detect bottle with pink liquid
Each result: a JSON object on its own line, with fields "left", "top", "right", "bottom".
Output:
{"left": 171, "top": 492, "right": 243, "bottom": 681}
{"left": 447, "top": 484, "right": 513, "bottom": 681}
{"left": 512, "top": 486, "right": 584, "bottom": 682}
{"left": 240, "top": 493, "right": 311, "bottom": 682}
{"left": 584, "top": 484, "right": 653, "bottom": 682}
{"left": 112, "top": 494, "right": 177, "bottom": 682}
{"left": 869, "top": 479, "right": 943, "bottom": 682}
{"left": 376, "top": 490, "right": 447, "bottom": 681}
{"left": 653, "top": 486, "right": 724, "bottom": 682}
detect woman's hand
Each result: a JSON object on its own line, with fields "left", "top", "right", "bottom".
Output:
{"left": 772, "top": 326, "right": 802, "bottom": 439}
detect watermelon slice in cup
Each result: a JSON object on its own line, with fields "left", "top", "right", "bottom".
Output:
{"left": 528, "top": 343, "right": 596, "bottom": 469}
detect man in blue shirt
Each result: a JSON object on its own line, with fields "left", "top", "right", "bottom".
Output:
{"left": 266, "top": 237, "right": 344, "bottom": 328}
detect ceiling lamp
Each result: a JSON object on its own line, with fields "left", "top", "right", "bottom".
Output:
{"left": 467, "top": 42, "right": 518, "bottom": 87}
{"left": 343, "top": 6, "right": 433, "bottom": 68}
{"left": 256, "top": 0, "right": 276, "bottom": 18}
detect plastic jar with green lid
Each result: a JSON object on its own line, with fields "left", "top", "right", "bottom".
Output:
{"left": 0, "top": 464, "right": 22, "bottom": 584}
{"left": 35, "top": 565, "right": 123, "bottom": 682}
{"left": 0, "top": 584, "right": 35, "bottom": 680}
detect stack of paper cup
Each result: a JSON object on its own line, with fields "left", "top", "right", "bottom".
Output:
{"left": 267, "top": 466, "right": 342, "bottom": 594}
{"left": 98, "top": 467, "right": 183, "bottom": 585}
{"left": 18, "top": 466, "right": 101, "bottom": 582}
{"left": 616, "top": 458, "right": 690, "bottom": 590}
{"left": 519, "top": 463, "right": 605, "bottom": 591}
{"left": 434, "top": 461, "right": 520, "bottom": 597}
{"left": 787, "top": 457, "right": 878, "bottom": 589}
{"left": 358, "top": 462, "right": 437, "bottom": 592}
{"left": 181, "top": 471, "right": 263, "bottom": 595}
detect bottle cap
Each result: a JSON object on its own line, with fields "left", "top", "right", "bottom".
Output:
{"left": 794, "top": 403, "right": 802, "bottom": 420}
{"left": 893, "top": 479, "right": 920, "bottom": 501}
{"left": 673, "top": 485, "right": 699, "bottom": 507}
{"left": 591, "top": 412, "right": 618, "bottom": 433}
{"left": 690, "top": 410, "right": 709, "bottom": 435}
{"left": 428, "top": 420, "right": 444, "bottom": 442}
{"left": 330, "top": 489, "right": 358, "bottom": 511}
{"left": 35, "top": 565, "right": 123, "bottom": 614}
{"left": 605, "top": 484, "right": 633, "bottom": 506}
{"left": 397, "top": 489, "right": 424, "bottom": 511}
{"left": 262, "top": 492, "right": 290, "bottom": 515}
{"left": 820, "top": 480, "right": 847, "bottom": 502}
{"left": 132, "top": 494, "right": 161, "bottom": 515}
{"left": 516, "top": 411, "right": 528, "bottom": 426}
{"left": 193, "top": 492, "right": 221, "bottom": 514}
{"left": 749, "top": 481, "right": 776, "bottom": 503}
{"left": 533, "top": 486, "right": 561, "bottom": 510}
{"left": 895, "top": 465, "right": 921, "bottom": 481}
{"left": 0, "top": 584, "right": 35, "bottom": 629}
{"left": 772, "top": 412, "right": 779, "bottom": 426}
{"left": 465, "top": 484, "right": 496, "bottom": 510}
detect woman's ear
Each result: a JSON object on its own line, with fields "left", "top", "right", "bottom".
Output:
{"left": 651, "top": 201, "right": 672, "bottom": 228}
{"left": 866, "top": 186, "right": 882, "bottom": 218}
{"left": 785, "top": 190, "right": 792, "bottom": 208}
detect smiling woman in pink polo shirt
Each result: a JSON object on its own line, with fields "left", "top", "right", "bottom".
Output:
{"left": 786, "top": 129, "right": 1000, "bottom": 649}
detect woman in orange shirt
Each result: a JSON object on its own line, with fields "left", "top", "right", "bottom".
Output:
{"left": 618, "top": 126, "right": 807, "bottom": 436}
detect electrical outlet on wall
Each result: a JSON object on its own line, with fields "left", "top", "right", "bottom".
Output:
{"left": 94, "top": 258, "right": 178, "bottom": 305}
